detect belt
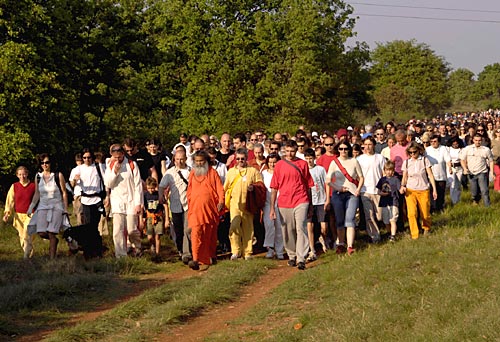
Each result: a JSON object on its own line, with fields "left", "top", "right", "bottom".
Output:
{"left": 452, "top": 162, "right": 461, "bottom": 167}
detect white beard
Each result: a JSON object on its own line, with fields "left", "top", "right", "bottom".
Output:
{"left": 193, "top": 162, "right": 209, "bottom": 176}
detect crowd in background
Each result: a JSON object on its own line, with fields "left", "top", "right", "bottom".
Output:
{"left": 3, "top": 109, "right": 500, "bottom": 267}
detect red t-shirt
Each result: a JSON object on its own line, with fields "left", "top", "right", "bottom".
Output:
{"left": 316, "top": 154, "right": 337, "bottom": 195}
{"left": 270, "top": 158, "right": 314, "bottom": 208}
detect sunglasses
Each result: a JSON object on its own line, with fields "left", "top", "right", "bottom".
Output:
{"left": 40, "top": 161, "right": 51, "bottom": 165}
{"left": 338, "top": 147, "right": 349, "bottom": 151}
{"left": 297, "top": 145, "right": 305, "bottom": 148}
{"left": 270, "top": 148, "right": 279, "bottom": 151}
{"left": 324, "top": 143, "right": 334, "bottom": 147}
{"left": 408, "top": 150, "right": 418, "bottom": 154}
{"left": 82, "top": 156, "right": 92, "bottom": 159}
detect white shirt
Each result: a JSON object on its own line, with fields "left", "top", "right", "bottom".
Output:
{"left": 425, "top": 145, "right": 450, "bottom": 181}
{"left": 357, "top": 153, "right": 385, "bottom": 194}
{"left": 309, "top": 166, "right": 327, "bottom": 205}
{"left": 74, "top": 164, "right": 104, "bottom": 206}
{"left": 104, "top": 157, "right": 143, "bottom": 215}
{"left": 69, "top": 166, "right": 82, "bottom": 196}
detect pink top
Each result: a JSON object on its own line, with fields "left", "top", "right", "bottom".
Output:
{"left": 390, "top": 143, "right": 408, "bottom": 174}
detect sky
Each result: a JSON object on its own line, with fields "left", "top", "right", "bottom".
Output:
{"left": 345, "top": 0, "right": 500, "bottom": 75}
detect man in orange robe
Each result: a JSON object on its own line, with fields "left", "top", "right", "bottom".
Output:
{"left": 187, "top": 150, "right": 225, "bottom": 270}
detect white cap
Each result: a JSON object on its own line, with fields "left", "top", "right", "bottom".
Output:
{"left": 347, "top": 126, "right": 353, "bottom": 131}
{"left": 312, "top": 131, "right": 319, "bottom": 137}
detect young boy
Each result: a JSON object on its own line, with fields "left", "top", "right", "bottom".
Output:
{"left": 144, "top": 177, "right": 167, "bottom": 260}
{"left": 376, "top": 160, "right": 401, "bottom": 242}
{"left": 304, "top": 148, "right": 328, "bottom": 262}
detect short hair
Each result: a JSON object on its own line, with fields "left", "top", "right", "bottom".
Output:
{"left": 253, "top": 143, "right": 264, "bottom": 151}
{"left": 235, "top": 148, "right": 248, "bottom": 158}
{"left": 122, "top": 137, "right": 136, "bottom": 148}
{"left": 146, "top": 177, "right": 158, "bottom": 188}
{"left": 296, "top": 137, "right": 306, "bottom": 144}
{"left": 384, "top": 160, "right": 395, "bottom": 170}
{"left": 270, "top": 140, "right": 281, "bottom": 148}
{"left": 207, "top": 147, "right": 217, "bottom": 155}
{"left": 304, "top": 148, "right": 316, "bottom": 158}
{"left": 109, "top": 143, "right": 124, "bottom": 154}
{"left": 74, "top": 153, "right": 82, "bottom": 162}
{"left": 284, "top": 140, "right": 298, "bottom": 149}
{"left": 362, "top": 136, "right": 376, "bottom": 145}
{"left": 16, "top": 166, "right": 29, "bottom": 174}
{"left": 233, "top": 132, "right": 247, "bottom": 143}
{"left": 81, "top": 148, "right": 94, "bottom": 159}
{"left": 193, "top": 150, "right": 209, "bottom": 162}
{"left": 37, "top": 153, "right": 51, "bottom": 166}
{"left": 430, "top": 134, "right": 441, "bottom": 142}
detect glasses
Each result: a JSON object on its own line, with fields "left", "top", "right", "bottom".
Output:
{"left": 250, "top": 139, "right": 257, "bottom": 142}
{"left": 408, "top": 150, "right": 418, "bottom": 154}
{"left": 338, "top": 147, "right": 349, "bottom": 151}
{"left": 423, "top": 141, "right": 430, "bottom": 145}
{"left": 324, "top": 143, "right": 334, "bottom": 147}
{"left": 236, "top": 158, "right": 246, "bottom": 161}
{"left": 297, "top": 144, "right": 305, "bottom": 148}
{"left": 270, "top": 148, "right": 279, "bottom": 151}
{"left": 83, "top": 157, "right": 92, "bottom": 160}
{"left": 40, "top": 161, "right": 50, "bottom": 165}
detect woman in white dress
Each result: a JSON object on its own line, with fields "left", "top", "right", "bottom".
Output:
{"left": 28, "top": 154, "right": 68, "bottom": 258}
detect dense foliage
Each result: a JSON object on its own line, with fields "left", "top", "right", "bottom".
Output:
{"left": 0, "top": 0, "right": 498, "bottom": 185}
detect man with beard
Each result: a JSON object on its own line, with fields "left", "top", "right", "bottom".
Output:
{"left": 159, "top": 150, "right": 192, "bottom": 263}
{"left": 104, "top": 144, "right": 143, "bottom": 258}
{"left": 187, "top": 151, "right": 225, "bottom": 270}
{"left": 224, "top": 148, "right": 263, "bottom": 260}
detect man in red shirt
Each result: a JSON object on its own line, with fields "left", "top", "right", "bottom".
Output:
{"left": 270, "top": 140, "right": 314, "bottom": 270}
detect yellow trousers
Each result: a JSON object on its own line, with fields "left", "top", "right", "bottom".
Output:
{"left": 229, "top": 209, "right": 254, "bottom": 257}
{"left": 405, "top": 188, "right": 431, "bottom": 239}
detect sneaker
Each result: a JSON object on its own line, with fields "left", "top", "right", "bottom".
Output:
{"left": 423, "top": 230, "right": 431, "bottom": 236}
{"left": 277, "top": 254, "right": 285, "bottom": 260}
{"left": 318, "top": 236, "right": 328, "bottom": 253}
{"left": 265, "top": 248, "right": 275, "bottom": 259}
{"left": 188, "top": 260, "right": 200, "bottom": 270}
{"left": 230, "top": 254, "right": 239, "bottom": 261}
{"left": 297, "top": 261, "right": 306, "bottom": 270}
{"left": 181, "top": 255, "right": 192, "bottom": 265}
{"left": 347, "top": 247, "right": 356, "bottom": 255}
{"left": 336, "top": 245, "right": 346, "bottom": 255}
{"left": 306, "top": 252, "right": 317, "bottom": 262}
{"left": 287, "top": 258, "right": 297, "bottom": 267}
{"left": 389, "top": 235, "right": 396, "bottom": 242}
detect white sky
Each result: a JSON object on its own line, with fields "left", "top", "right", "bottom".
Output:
{"left": 345, "top": 0, "right": 500, "bottom": 75}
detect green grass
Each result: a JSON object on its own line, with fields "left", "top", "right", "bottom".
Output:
{"left": 206, "top": 192, "right": 500, "bottom": 341}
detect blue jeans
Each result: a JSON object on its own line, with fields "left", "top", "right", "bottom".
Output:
{"left": 331, "top": 191, "right": 359, "bottom": 229}
{"left": 468, "top": 172, "right": 490, "bottom": 207}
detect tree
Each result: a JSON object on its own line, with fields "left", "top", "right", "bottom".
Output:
{"left": 473, "top": 63, "right": 500, "bottom": 109}
{"left": 447, "top": 68, "right": 475, "bottom": 107}
{"left": 370, "top": 40, "right": 450, "bottom": 117}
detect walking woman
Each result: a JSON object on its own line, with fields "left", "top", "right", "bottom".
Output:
{"left": 261, "top": 153, "right": 284, "bottom": 259}
{"left": 400, "top": 142, "right": 437, "bottom": 239}
{"left": 325, "top": 142, "right": 364, "bottom": 255}
{"left": 28, "top": 154, "right": 69, "bottom": 258}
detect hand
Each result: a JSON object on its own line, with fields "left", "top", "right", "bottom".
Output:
{"left": 134, "top": 205, "right": 142, "bottom": 216}
{"left": 226, "top": 154, "right": 235, "bottom": 166}
{"left": 354, "top": 189, "right": 360, "bottom": 197}
{"left": 270, "top": 208, "right": 276, "bottom": 220}
{"left": 248, "top": 184, "right": 254, "bottom": 191}
{"left": 103, "top": 197, "right": 110, "bottom": 208}
{"left": 432, "top": 191, "right": 438, "bottom": 201}
{"left": 399, "top": 187, "right": 406, "bottom": 194}
{"left": 164, "top": 218, "right": 170, "bottom": 229}
{"left": 73, "top": 174, "right": 80, "bottom": 181}
{"left": 217, "top": 203, "right": 225, "bottom": 212}
{"left": 324, "top": 202, "right": 330, "bottom": 211}
{"left": 3, "top": 211, "right": 9, "bottom": 223}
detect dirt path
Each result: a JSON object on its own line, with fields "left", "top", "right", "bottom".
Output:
{"left": 16, "top": 267, "right": 200, "bottom": 342}
{"left": 156, "top": 259, "right": 319, "bottom": 342}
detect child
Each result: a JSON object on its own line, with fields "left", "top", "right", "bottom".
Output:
{"left": 376, "top": 160, "right": 401, "bottom": 242}
{"left": 144, "top": 177, "right": 167, "bottom": 261}
{"left": 3, "top": 166, "right": 36, "bottom": 259}
{"left": 304, "top": 149, "right": 328, "bottom": 262}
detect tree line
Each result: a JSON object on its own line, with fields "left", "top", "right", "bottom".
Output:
{"left": 0, "top": 0, "right": 499, "bottom": 182}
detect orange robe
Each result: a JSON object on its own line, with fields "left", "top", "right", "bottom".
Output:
{"left": 187, "top": 168, "right": 225, "bottom": 265}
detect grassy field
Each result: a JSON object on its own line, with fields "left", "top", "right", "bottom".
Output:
{"left": 1, "top": 191, "right": 500, "bottom": 341}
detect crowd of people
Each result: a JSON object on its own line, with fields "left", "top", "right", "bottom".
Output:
{"left": 3, "top": 109, "right": 500, "bottom": 270}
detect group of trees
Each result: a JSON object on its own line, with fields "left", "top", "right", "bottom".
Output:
{"left": 0, "top": 0, "right": 499, "bottom": 182}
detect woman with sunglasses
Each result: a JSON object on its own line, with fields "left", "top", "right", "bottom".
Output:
{"left": 28, "top": 154, "right": 69, "bottom": 258}
{"left": 325, "top": 142, "right": 364, "bottom": 255}
{"left": 400, "top": 142, "right": 437, "bottom": 239}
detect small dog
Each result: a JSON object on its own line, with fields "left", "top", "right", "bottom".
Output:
{"left": 62, "top": 224, "right": 104, "bottom": 259}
